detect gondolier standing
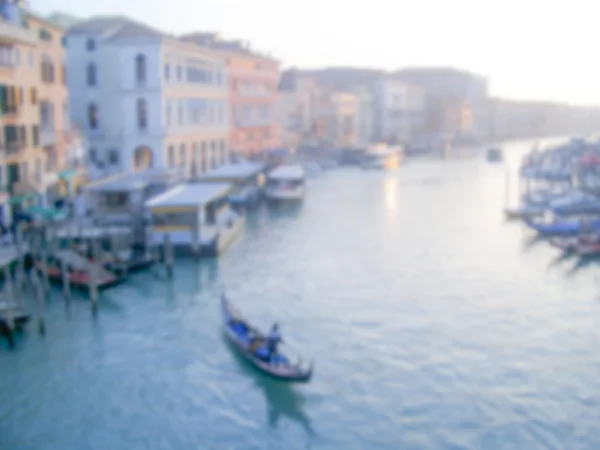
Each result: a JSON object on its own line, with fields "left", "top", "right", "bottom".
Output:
{"left": 267, "top": 323, "right": 282, "bottom": 362}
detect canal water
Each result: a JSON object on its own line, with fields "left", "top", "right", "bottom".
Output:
{"left": 3, "top": 139, "right": 600, "bottom": 450}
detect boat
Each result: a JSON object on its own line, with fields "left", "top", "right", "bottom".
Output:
{"left": 549, "top": 237, "right": 580, "bottom": 253}
{"left": 504, "top": 206, "right": 545, "bottom": 220}
{"left": 38, "top": 249, "right": 125, "bottom": 290}
{"left": 361, "top": 145, "right": 402, "bottom": 170}
{"left": 525, "top": 217, "right": 600, "bottom": 237}
{"left": 221, "top": 296, "right": 313, "bottom": 383}
{"left": 264, "top": 165, "right": 306, "bottom": 202}
{"left": 486, "top": 147, "right": 503, "bottom": 162}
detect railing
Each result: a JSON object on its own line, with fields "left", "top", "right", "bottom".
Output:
{"left": 5, "top": 141, "right": 25, "bottom": 155}
{"left": 0, "top": 21, "right": 37, "bottom": 46}
{"left": 40, "top": 128, "right": 57, "bottom": 146}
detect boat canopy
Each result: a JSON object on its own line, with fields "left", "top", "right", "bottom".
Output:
{"left": 145, "top": 182, "right": 233, "bottom": 209}
{"left": 197, "top": 162, "right": 265, "bottom": 182}
{"left": 85, "top": 168, "right": 184, "bottom": 193}
{"left": 268, "top": 165, "right": 305, "bottom": 181}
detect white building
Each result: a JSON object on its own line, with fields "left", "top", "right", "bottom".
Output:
{"left": 66, "top": 16, "right": 229, "bottom": 180}
{"left": 373, "top": 77, "right": 426, "bottom": 144}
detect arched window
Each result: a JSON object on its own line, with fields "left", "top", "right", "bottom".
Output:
{"left": 201, "top": 141, "right": 207, "bottom": 173}
{"left": 86, "top": 63, "right": 96, "bottom": 86}
{"left": 86, "top": 38, "right": 96, "bottom": 51}
{"left": 88, "top": 103, "right": 98, "bottom": 129}
{"left": 135, "top": 54, "right": 146, "bottom": 84}
{"left": 167, "top": 145, "right": 175, "bottom": 167}
{"left": 210, "top": 141, "right": 217, "bottom": 168}
{"left": 137, "top": 98, "right": 147, "bottom": 130}
{"left": 179, "top": 144, "right": 186, "bottom": 167}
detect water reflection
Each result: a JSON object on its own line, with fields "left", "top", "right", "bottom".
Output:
{"left": 223, "top": 337, "right": 315, "bottom": 438}
{"left": 266, "top": 202, "right": 304, "bottom": 220}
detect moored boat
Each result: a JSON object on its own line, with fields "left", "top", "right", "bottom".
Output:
{"left": 221, "top": 296, "right": 313, "bottom": 383}
{"left": 361, "top": 144, "right": 402, "bottom": 170}
{"left": 264, "top": 165, "right": 306, "bottom": 202}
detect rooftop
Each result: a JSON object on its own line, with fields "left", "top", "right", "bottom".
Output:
{"left": 268, "top": 165, "right": 305, "bottom": 181}
{"left": 68, "top": 15, "right": 165, "bottom": 41}
{"left": 146, "top": 182, "right": 233, "bottom": 209}
{"left": 84, "top": 169, "right": 184, "bottom": 193}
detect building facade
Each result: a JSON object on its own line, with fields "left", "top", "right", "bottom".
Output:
{"left": 278, "top": 71, "right": 322, "bottom": 149}
{"left": 394, "top": 67, "right": 488, "bottom": 141}
{"left": 183, "top": 34, "right": 280, "bottom": 158}
{"left": 67, "top": 17, "right": 229, "bottom": 180}
{"left": 373, "top": 77, "right": 426, "bottom": 144}
{"left": 0, "top": 4, "right": 75, "bottom": 220}
{"left": 315, "top": 91, "right": 359, "bottom": 148}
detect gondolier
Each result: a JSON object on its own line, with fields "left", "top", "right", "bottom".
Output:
{"left": 267, "top": 323, "right": 282, "bottom": 362}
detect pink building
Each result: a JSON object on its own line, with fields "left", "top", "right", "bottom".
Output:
{"left": 182, "top": 34, "right": 280, "bottom": 158}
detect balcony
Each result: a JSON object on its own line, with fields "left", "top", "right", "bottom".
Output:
{"left": 40, "top": 128, "right": 57, "bottom": 146}
{"left": 5, "top": 140, "right": 25, "bottom": 155}
{"left": 0, "top": 20, "right": 36, "bottom": 46}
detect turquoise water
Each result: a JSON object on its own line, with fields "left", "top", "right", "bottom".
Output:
{"left": 3, "top": 139, "right": 600, "bottom": 449}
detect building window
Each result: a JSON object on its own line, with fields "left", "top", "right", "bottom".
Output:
{"left": 165, "top": 100, "right": 171, "bottom": 126}
{"left": 108, "top": 149, "right": 119, "bottom": 165}
{"left": 30, "top": 87, "right": 37, "bottom": 105}
{"left": 39, "top": 29, "right": 52, "bottom": 42}
{"left": 137, "top": 98, "right": 147, "bottom": 130}
{"left": 86, "top": 63, "right": 96, "bottom": 86}
{"left": 164, "top": 63, "right": 170, "bottom": 81}
{"left": 62, "top": 64, "right": 66, "bottom": 84}
{"left": 179, "top": 144, "right": 186, "bottom": 167}
{"left": 32, "top": 125, "right": 39, "bottom": 146}
{"left": 89, "top": 147, "right": 97, "bottom": 162}
{"left": 167, "top": 145, "right": 175, "bottom": 167}
{"left": 40, "top": 101, "right": 54, "bottom": 130}
{"left": 14, "top": 48, "right": 20, "bottom": 65}
{"left": 220, "top": 139, "right": 227, "bottom": 164}
{"left": 135, "top": 54, "right": 146, "bottom": 84}
{"left": 88, "top": 103, "right": 98, "bottom": 129}
{"left": 86, "top": 38, "right": 96, "bottom": 51}
{"left": 35, "top": 158, "right": 42, "bottom": 179}
{"left": 41, "top": 58, "right": 55, "bottom": 83}
{"left": 176, "top": 65, "right": 182, "bottom": 81}
{"left": 20, "top": 162, "right": 28, "bottom": 181}
{"left": 178, "top": 102, "right": 183, "bottom": 125}
{"left": 28, "top": 51, "right": 33, "bottom": 67}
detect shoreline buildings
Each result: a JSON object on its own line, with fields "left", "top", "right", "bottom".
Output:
{"left": 182, "top": 33, "right": 281, "bottom": 159}
{"left": 66, "top": 17, "right": 230, "bottom": 180}
{"left": 0, "top": 2, "right": 83, "bottom": 224}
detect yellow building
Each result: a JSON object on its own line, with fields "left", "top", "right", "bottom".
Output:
{"left": 0, "top": 5, "right": 72, "bottom": 221}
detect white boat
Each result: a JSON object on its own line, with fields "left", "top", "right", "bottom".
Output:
{"left": 361, "top": 145, "right": 403, "bottom": 169}
{"left": 265, "top": 165, "right": 306, "bottom": 201}
{"left": 145, "top": 182, "right": 245, "bottom": 257}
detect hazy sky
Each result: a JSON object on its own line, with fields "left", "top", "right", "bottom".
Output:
{"left": 33, "top": 0, "right": 598, "bottom": 105}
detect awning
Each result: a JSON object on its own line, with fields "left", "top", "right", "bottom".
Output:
{"left": 58, "top": 168, "right": 79, "bottom": 181}
{"left": 25, "top": 206, "right": 67, "bottom": 221}
{"left": 9, "top": 192, "right": 37, "bottom": 205}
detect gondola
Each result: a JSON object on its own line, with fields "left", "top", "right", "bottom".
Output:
{"left": 221, "top": 296, "right": 313, "bottom": 383}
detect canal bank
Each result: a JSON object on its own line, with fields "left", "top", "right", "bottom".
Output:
{"left": 2, "top": 139, "right": 600, "bottom": 449}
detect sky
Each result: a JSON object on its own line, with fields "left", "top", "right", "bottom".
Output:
{"left": 33, "top": 0, "right": 600, "bottom": 105}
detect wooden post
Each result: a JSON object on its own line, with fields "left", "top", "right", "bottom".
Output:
{"left": 30, "top": 270, "right": 45, "bottom": 336}
{"left": 60, "top": 254, "right": 71, "bottom": 307}
{"left": 40, "top": 246, "right": 50, "bottom": 296}
{"left": 14, "top": 223, "right": 25, "bottom": 293}
{"left": 164, "top": 233, "right": 173, "bottom": 279}
{"left": 89, "top": 239, "right": 99, "bottom": 317}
